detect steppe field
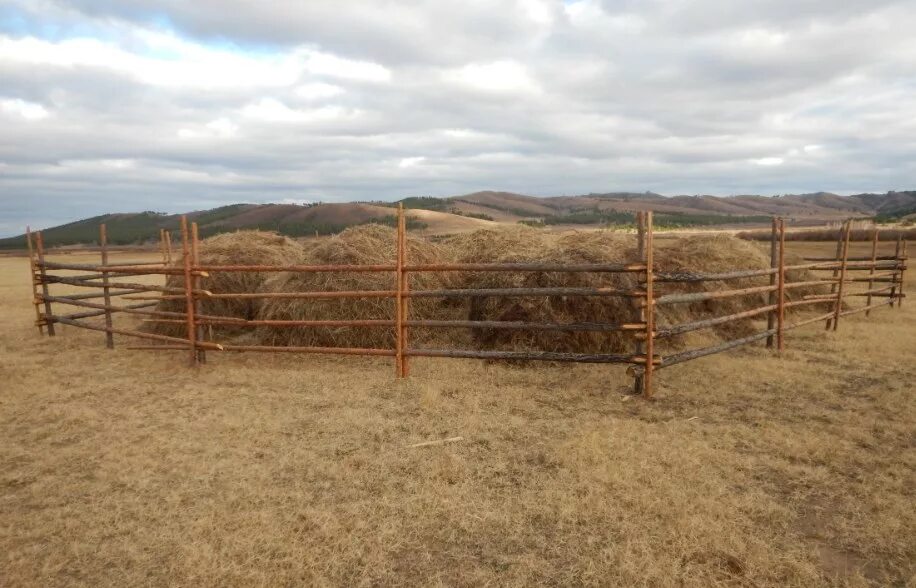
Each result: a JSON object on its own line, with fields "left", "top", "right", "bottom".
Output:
{"left": 1, "top": 240, "right": 914, "bottom": 587}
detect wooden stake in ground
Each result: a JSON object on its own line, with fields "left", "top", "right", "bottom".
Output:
{"left": 100, "top": 224, "right": 114, "bottom": 349}
{"left": 777, "top": 218, "right": 786, "bottom": 350}
{"left": 633, "top": 211, "right": 647, "bottom": 392}
{"left": 866, "top": 226, "right": 879, "bottom": 317}
{"left": 824, "top": 222, "right": 846, "bottom": 330}
{"left": 25, "top": 227, "right": 45, "bottom": 335}
{"left": 898, "top": 239, "right": 907, "bottom": 308}
{"left": 191, "top": 222, "right": 206, "bottom": 364}
{"left": 34, "top": 231, "right": 56, "bottom": 336}
{"left": 179, "top": 216, "right": 197, "bottom": 367}
{"left": 399, "top": 205, "right": 410, "bottom": 377}
{"left": 766, "top": 217, "right": 778, "bottom": 348}
{"left": 642, "top": 210, "right": 656, "bottom": 398}
{"left": 395, "top": 204, "right": 405, "bottom": 378}
{"left": 832, "top": 221, "right": 851, "bottom": 331}
{"left": 165, "top": 230, "right": 173, "bottom": 265}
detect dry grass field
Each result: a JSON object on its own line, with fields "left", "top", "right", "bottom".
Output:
{"left": 1, "top": 241, "right": 914, "bottom": 586}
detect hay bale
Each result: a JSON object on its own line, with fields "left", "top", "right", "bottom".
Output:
{"left": 653, "top": 234, "right": 833, "bottom": 348}
{"left": 146, "top": 231, "right": 307, "bottom": 339}
{"left": 441, "top": 228, "right": 641, "bottom": 356}
{"left": 256, "top": 224, "right": 456, "bottom": 348}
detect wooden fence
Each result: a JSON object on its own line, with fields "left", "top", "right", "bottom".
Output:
{"left": 25, "top": 209, "right": 907, "bottom": 398}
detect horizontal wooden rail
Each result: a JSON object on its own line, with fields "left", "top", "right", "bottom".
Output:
{"left": 408, "top": 286, "right": 644, "bottom": 298}
{"left": 53, "top": 316, "right": 223, "bottom": 349}
{"left": 655, "top": 304, "right": 777, "bottom": 339}
{"left": 803, "top": 255, "right": 900, "bottom": 262}
{"left": 42, "top": 275, "right": 207, "bottom": 295}
{"left": 39, "top": 261, "right": 175, "bottom": 273}
{"left": 406, "top": 348, "right": 659, "bottom": 364}
{"left": 405, "top": 262, "right": 647, "bottom": 272}
{"left": 784, "top": 311, "right": 837, "bottom": 330}
{"left": 405, "top": 319, "right": 645, "bottom": 332}
{"left": 202, "top": 290, "right": 397, "bottom": 300}
{"left": 47, "top": 288, "right": 148, "bottom": 301}
{"left": 656, "top": 267, "right": 777, "bottom": 282}
{"left": 220, "top": 344, "right": 396, "bottom": 356}
{"left": 649, "top": 329, "right": 776, "bottom": 370}
{"left": 52, "top": 302, "right": 158, "bottom": 322}
{"left": 839, "top": 300, "right": 897, "bottom": 317}
{"left": 655, "top": 284, "right": 776, "bottom": 305}
{"left": 197, "top": 263, "right": 397, "bottom": 273}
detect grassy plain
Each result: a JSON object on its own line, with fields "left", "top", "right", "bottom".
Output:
{"left": 1, "top": 241, "right": 914, "bottom": 586}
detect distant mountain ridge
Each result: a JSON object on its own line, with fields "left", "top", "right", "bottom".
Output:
{"left": 2, "top": 190, "right": 913, "bottom": 249}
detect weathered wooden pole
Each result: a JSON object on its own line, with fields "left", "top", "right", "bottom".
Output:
{"left": 99, "top": 224, "right": 114, "bottom": 349}
{"left": 395, "top": 204, "right": 405, "bottom": 377}
{"left": 831, "top": 221, "right": 851, "bottom": 331}
{"left": 159, "top": 228, "right": 168, "bottom": 264}
{"left": 898, "top": 239, "right": 907, "bottom": 308}
{"left": 179, "top": 216, "right": 197, "bottom": 367}
{"left": 399, "top": 206, "right": 411, "bottom": 377}
{"left": 34, "top": 231, "right": 56, "bottom": 336}
{"left": 824, "top": 221, "right": 846, "bottom": 330}
{"left": 165, "top": 230, "right": 173, "bottom": 264}
{"left": 191, "top": 222, "right": 206, "bottom": 364}
{"left": 865, "top": 226, "right": 879, "bottom": 317}
{"left": 777, "top": 218, "right": 786, "bottom": 351}
{"left": 631, "top": 212, "right": 646, "bottom": 393}
{"left": 766, "top": 217, "right": 778, "bottom": 348}
{"left": 642, "top": 211, "right": 656, "bottom": 398}
{"left": 25, "top": 227, "right": 45, "bottom": 335}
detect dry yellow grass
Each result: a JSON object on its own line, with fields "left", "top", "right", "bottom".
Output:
{"left": 0, "top": 241, "right": 914, "bottom": 587}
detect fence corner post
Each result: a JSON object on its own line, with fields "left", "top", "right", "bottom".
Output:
{"left": 34, "top": 230, "right": 56, "bottom": 336}
{"left": 776, "top": 218, "right": 786, "bottom": 351}
{"left": 26, "top": 226, "right": 45, "bottom": 336}
{"left": 642, "top": 210, "right": 655, "bottom": 398}
{"left": 99, "top": 224, "right": 114, "bottom": 349}
{"left": 191, "top": 222, "right": 206, "bottom": 364}
{"left": 866, "top": 226, "right": 879, "bottom": 316}
{"left": 180, "top": 216, "right": 198, "bottom": 368}
{"left": 395, "top": 203, "right": 407, "bottom": 378}
{"left": 831, "top": 221, "right": 851, "bottom": 331}
{"left": 897, "top": 239, "right": 907, "bottom": 308}
{"left": 766, "top": 217, "right": 778, "bottom": 348}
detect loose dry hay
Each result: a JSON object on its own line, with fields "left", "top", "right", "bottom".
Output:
{"left": 654, "top": 233, "right": 833, "bottom": 350}
{"left": 146, "top": 230, "right": 306, "bottom": 339}
{"left": 440, "top": 227, "right": 641, "bottom": 356}
{"left": 257, "top": 224, "right": 457, "bottom": 349}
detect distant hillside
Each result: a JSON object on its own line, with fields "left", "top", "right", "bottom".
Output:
{"left": 3, "top": 190, "right": 912, "bottom": 249}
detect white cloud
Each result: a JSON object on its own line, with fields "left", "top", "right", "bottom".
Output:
{"left": 444, "top": 60, "right": 539, "bottom": 93}
{"left": 240, "top": 98, "right": 353, "bottom": 123}
{"left": 398, "top": 156, "right": 426, "bottom": 168}
{"left": 295, "top": 83, "right": 345, "bottom": 100}
{"left": 0, "top": 98, "right": 50, "bottom": 120}
{"left": 753, "top": 157, "right": 785, "bottom": 166}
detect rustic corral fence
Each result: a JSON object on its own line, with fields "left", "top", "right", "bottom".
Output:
{"left": 25, "top": 209, "right": 907, "bottom": 398}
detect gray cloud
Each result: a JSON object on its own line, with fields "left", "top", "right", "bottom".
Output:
{"left": 0, "top": 0, "right": 914, "bottom": 236}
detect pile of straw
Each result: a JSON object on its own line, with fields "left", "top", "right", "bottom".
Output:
{"left": 146, "top": 231, "right": 306, "bottom": 338}
{"left": 257, "top": 224, "right": 455, "bottom": 348}
{"left": 441, "top": 228, "right": 641, "bottom": 355}
{"left": 653, "top": 234, "right": 832, "bottom": 348}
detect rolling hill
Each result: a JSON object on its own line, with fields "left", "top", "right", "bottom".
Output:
{"left": 2, "top": 190, "right": 912, "bottom": 250}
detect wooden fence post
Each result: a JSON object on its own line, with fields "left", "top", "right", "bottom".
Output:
{"left": 179, "top": 216, "right": 197, "bottom": 367}
{"left": 191, "top": 222, "right": 206, "bottom": 364}
{"left": 642, "top": 210, "right": 656, "bottom": 398}
{"left": 34, "top": 231, "right": 56, "bottom": 336}
{"left": 400, "top": 207, "right": 410, "bottom": 377}
{"left": 898, "top": 239, "right": 907, "bottom": 308}
{"left": 776, "top": 218, "right": 786, "bottom": 351}
{"left": 159, "top": 229, "right": 168, "bottom": 264}
{"left": 165, "top": 230, "right": 173, "bottom": 264}
{"left": 865, "top": 227, "right": 879, "bottom": 316}
{"left": 25, "top": 227, "right": 45, "bottom": 335}
{"left": 831, "top": 221, "right": 851, "bottom": 331}
{"left": 766, "top": 217, "right": 778, "bottom": 348}
{"left": 825, "top": 221, "right": 846, "bottom": 330}
{"left": 99, "top": 224, "right": 114, "bottom": 349}
{"left": 632, "top": 211, "right": 646, "bottom": 394}
{"left": 395, "top": 204, "right": 405, "bottom": 378}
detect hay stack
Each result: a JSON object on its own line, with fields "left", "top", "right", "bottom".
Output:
{"left": 146, "top": 231, "right": 307, "bottom": 339}
{"left": 653, "top": 233, "right": 832, "bottom": 348}
{"left": 441, "top": 228, "right": 641, "bottom": 355}
{"left": 256, "top": 224, "right": 455, "bottom": 348}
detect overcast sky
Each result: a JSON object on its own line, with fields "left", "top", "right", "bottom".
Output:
{"left": 1, "top": 0, "right": 914, "bottom": 236}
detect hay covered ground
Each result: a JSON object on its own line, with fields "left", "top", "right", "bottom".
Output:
{"left": 1, "top": 240, "right": 914, "bottom": 587}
